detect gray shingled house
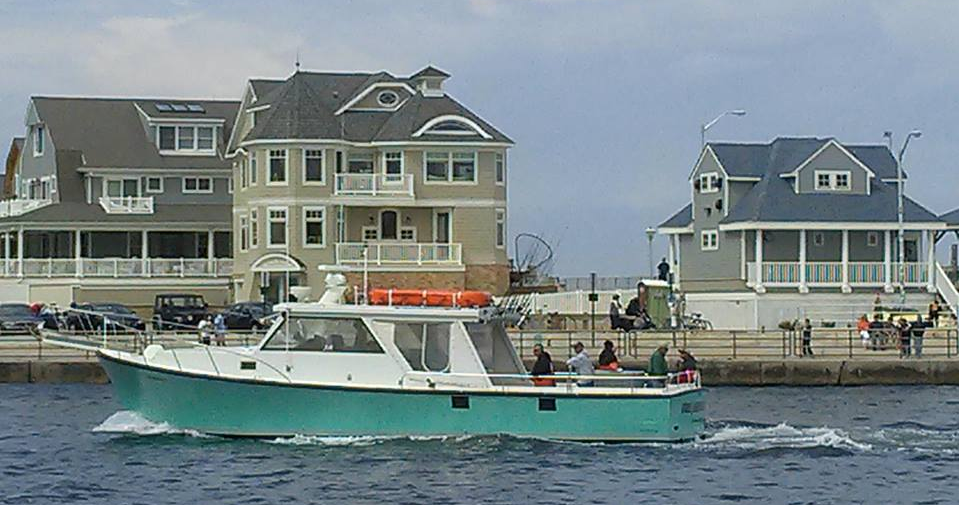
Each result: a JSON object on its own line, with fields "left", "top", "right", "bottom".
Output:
{"left": 226, "top": 67, "right": 513, "bottom": 302}
{"left": 0, "top": 96, "right": 239, "bottom": 309}
{"left": 659, "top": 137, "right": 954, "bottom": 329}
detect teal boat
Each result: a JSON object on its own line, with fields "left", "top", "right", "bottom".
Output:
{"left": 55, "top": 281, "right": 705, "bottom": 441}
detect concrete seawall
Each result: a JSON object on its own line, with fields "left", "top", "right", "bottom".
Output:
{"left": 0, "top": 361, "right": 108, "bottom": 384}
{"left": 4, "top": 359, "right": 959, "bottom": 386}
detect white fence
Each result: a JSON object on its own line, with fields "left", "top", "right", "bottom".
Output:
{"left": 334, "top": 174, "right": 414, "bottom": 197}
{"left": 0, "top": 258, "right": 234, "bottom": 278}
{"left": 336, "top": 243, "right": 462, "bottom": 265}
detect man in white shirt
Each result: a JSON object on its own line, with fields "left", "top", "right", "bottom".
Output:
{"left": 566, "top": 342, "right": 595, "bottom": 386}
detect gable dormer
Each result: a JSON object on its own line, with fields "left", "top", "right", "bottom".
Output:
{"left": 334, "top": 82, "right": 415, "bottom": 114}
{"left": 411, "top": 66, "right": 450, "bottom": 97}
{"left": 779, "top": 139, "right": 875, "bottom": 195}
{"left": 135, "top": 101, "right": 226, "bottom": 157}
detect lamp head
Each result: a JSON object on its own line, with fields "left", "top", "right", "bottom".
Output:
{"left": 909, "top": 130, "right": 922, "bottom": 139}
{"left": 883, "top": 131, "right": 892, "bottom": 139}
{"left": 730, "top": 109, "right": 746, "bottom": 116}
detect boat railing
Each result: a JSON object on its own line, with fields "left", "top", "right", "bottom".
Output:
{"left": 182, "top": 341, "right": 293, "bottom": 384}
{"left": 399, "top": 370, "right": 700, "bottom": 393}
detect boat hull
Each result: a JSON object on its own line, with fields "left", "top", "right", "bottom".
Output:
{"left": 100, "top": 354, "right": 706, "bottom": 442}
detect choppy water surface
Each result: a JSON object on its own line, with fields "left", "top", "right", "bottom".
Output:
{"left": 2, "top": 385, "right": 959, "bottom": 504}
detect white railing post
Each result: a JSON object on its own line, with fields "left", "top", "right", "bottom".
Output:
{"left": 180, "top": 258, "right": 185, "bottom": 278}
{"left": 841, "top": 230, "right": 851, "bottom": 293}
{"left": 798, "top": 230, "right": 808, "bottom": 293}
{"left": 754, "top": 230, "right": 765, "bottom": 293}
{"left": 926, "top": 229, "right": 936, "bottom": 292}
{"left": 113, "top": 258, "right": 118, "bottom": 278}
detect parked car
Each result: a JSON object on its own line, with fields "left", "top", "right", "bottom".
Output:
{"left": 65, "top": 303, "right": 146, "bottom": 333}
{"left": 220, "top": 301, "right": 274, "bottom": 330}
{"left": 0, "top": 303, "right": 43, "bottom": 335}
{"left": 153, "top": 294, "right": 209, "bottom": 331}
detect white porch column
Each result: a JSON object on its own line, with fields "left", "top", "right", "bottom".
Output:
{"left": 927, "top": 229, "right": 936, "bottom": 292}
{"left": 740, "top": 232, "right": 747, "bottom": 280}
{"left": 3, "top": 232, "right": 9, "bottom": 276}
{"left": 798, "top": 229, "right": 808, "bottom": 293}
{"left": 672, "top": 234, "right": 681, "bottom": 287}
{"left": 667, "top": 234, "right": 676, "bottom": 280}
{"left": 16, "top": 228, "right": 24, "bottom": 278}
{"left": 74, "top": 230, "right": 82, "bottom": 278}
{"left": 841, "top": 230, "right": 851, "bottom": 293}
{"left": 883, "top": 230, "right": 893, "bottom": 293}
{"left": 207, "top": 230, "right": 215, "bottom": 275}
{"left": 754, "top": 229, "right": 765, "bottom": 293}
{"left": 141, "top": 230, "right": 149, "bottom": 277}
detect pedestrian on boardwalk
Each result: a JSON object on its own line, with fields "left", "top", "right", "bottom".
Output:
{"left": 912, "top": 315, "right": 926, "bottom": 358}
{"left": 197, "top": 316, "right": 213, "bottom": 345}
{"left": 857, "top": 314, "right": 870, "bottom": 349}
{"left": 657, "top": 257, "right": 670, "bottom": 282}
{"left": 898, "top": 318, "right": 911, "bottom": 358}
{"left": 801, "top": 319, "right": 813, "bottom": 357}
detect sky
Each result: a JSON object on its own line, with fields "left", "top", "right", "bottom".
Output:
{"left": 1, "top": 0, "right": 958, "bottom": 276}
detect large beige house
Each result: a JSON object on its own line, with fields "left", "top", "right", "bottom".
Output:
{"left": 226, "top": 67, "right": 513, "bottom": 303}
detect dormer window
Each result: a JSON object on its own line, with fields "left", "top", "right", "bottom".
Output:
{"left": 377, "top": 90, "right": 399, "bottom": 107}
{"left": 429, "top": 121, "right": 474, "bottom": 135}
{"left": 156, "top": 125, "right": 217, "bottom": 154}
{"left": 814, "top": 170, "right": 851, "bottom": 191}
{"left": 699, "top": 173, "right": 720, "bottom": 194}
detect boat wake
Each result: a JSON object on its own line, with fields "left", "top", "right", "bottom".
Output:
{"left": 698, "top": 421, "right": 873, "bottom": 456}
{"left": 93, "top": 411, "right": 209, "bottom": 438}
{"left": 266, "top": 434, "right": 475, "bottom": 447}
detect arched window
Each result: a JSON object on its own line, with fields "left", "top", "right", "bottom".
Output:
{"left": 428, "top": 120, "right": 474, "bottom": 133}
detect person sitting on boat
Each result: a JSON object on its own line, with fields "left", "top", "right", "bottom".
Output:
{"left": 566, "top": 341, "right": 595, "bottom": 386}
{"left": 676, "top": 349, "right": 697, "bottom": 383}
{"left": 530, "top": 344, "right": 555, "bottom": 386}
{"left": 598, "top": 340, "right": 621, "bottom": 371}
{"left": 609, "top": 294, "right": 633, "bottom": 331}
{"left": 647, "top": 343, "right": 669, "bottom": 386}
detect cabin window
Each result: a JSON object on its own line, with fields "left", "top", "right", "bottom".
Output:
{"left": 262, "top": 316, "right": 384, "bottom": 353}
{"left": 464, "top": 321, "right": 526, "bottom": 383}
{"left": 393, "top": 323, "right": 451, "bottom": 372}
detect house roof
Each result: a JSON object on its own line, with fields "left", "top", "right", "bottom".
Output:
{"left": 240, "top": 70, "right": 511, "bottom": 145}
{"left": 32, "top": 96, "right": 239, "bottom": 170}
{"left": 939, "top": 208, "right": 959, "bottom": 226}
{"left": 659, "top": 203, "right": 692, "bottom": 229}
{"left": 721, "top": 169, "right": 938, "bottom": 224}
{"left": 0, "top": 202, "right": 230, "bottom": 225}
{"left": 707, "top": 137, "right": 900, "bottom": 180}
{"left": 411, "top": 65, "right": 451, "bottom": 79}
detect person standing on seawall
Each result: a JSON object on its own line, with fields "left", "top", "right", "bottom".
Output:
{"left": 898, "top": 318, "right": 911, "bottom": 358}
{"left": 912, "top": 315, "right": 926, "bottom": 358}
{"left": 801, "top": 319, "right": 813, "bottom": 357}
{"left": 657, "top": 257, "right": 670, "bottom": 282}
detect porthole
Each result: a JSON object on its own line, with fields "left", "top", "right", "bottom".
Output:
{"left": 377, "top": 90, "right": 399, "bottom": 107}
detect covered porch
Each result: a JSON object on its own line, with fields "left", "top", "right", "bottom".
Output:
{"left": 741, "top": 227, "right": 938, "bottom": 293}
{"left": 0, "top": 228, "right": 233, "bottom": 278}
{"left": 335, "top": 206, "right": 463, "bottom": 267}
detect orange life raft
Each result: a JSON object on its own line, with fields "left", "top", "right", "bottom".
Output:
{"left": 367, "top": 289, "right": 492, "bottom": 308}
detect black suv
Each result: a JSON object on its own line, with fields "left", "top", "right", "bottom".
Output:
{"left": 220, "top": 301, "right": 273, "bottom": 330}
{"left": 153, "top": 294, "right": 209, "bottom": 331}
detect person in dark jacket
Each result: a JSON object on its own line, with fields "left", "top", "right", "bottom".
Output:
{"left": 801, "top": 319, "right": 813, "bottom": 357}
{"left": 657, "top": 258, "right": 670, "bottom": 281}
{"left": 609, "top": 294, "right": 632, "bottom": 331}
{"left": 912, "top": 315, "right": 926, "bottom": 358}
{"left": 898, "top": 318, "right": 911, "bottom": 358}
{"left": 530, "top": 344, "right": 555, "bottom": 386}
{"left": 598, "top": 340, "right": 620, "bottom": 370}
{"left": 677, "top": 349, "right": 698, "bottom": 371}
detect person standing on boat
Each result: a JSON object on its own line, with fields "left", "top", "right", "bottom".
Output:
{"left": 213, "top": 313, "right": 227, "bottom": 347}
{"left": 566, "top": 342, "right": 595, "bottom": 386}
{"left": 197, "top": 316, "right": 213, "bottom": 345}
{"left": 530, "top": 344, "right": 555, "bottom": 386}
{"left": 801, "top": 319, "right": 813, "bottom": 357}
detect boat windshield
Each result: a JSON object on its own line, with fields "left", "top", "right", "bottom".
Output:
{"left": 393, "top": 323, "right": 452, "bottom": 372}
{"left": 262, "top": 316, "right": 384, "bottom": 353}
{"left": 464, "top": 320, "right": 527, "bottom": 385}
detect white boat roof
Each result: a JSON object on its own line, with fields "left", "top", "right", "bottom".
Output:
{"left": 273, "top": 302, "right": 485, "bottom": 321}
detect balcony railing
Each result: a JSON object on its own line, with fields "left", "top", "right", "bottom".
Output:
{"left": 0, "top": 198, "right": 53, "bottom": 218}
{"left": 0, "top": 258, "right": 233, "bottom": 278}
{"left": 747, "top": 261, "right": 929, "bottom": 287}
{"left": 336, "top": 242, "right": 462, "bottom": 266}
{"left": 334, "top": 174, "right": 414, "bottom": 197}
{"left": 98, "top": 196, "right": 154, "bottom": 214}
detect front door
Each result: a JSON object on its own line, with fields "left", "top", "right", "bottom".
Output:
{"left": 435, "top": 211, "right": 451, "bottom": 243}
{"left": 380, "top": 210, "right": 398, "bottom": 240}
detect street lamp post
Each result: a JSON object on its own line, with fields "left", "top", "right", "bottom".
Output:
{"left": 885, "top": 130, "right": 923, "bottom": 305}
{"left": 701, "top": 109, "right": 746, "bottom": 148}
{"left": 645, "top": 227, "right": 656, "bottom": 278}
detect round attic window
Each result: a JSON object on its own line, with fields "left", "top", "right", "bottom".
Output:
{"left": 377, "top": 90, "right": 399, "bottom": 107}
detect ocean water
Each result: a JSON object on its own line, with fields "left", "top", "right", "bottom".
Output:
{"left": 2, "top": 385, "right": 958, "bottom": 505}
